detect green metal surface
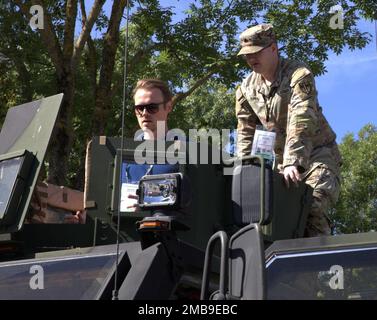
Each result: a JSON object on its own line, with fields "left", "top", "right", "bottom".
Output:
{"left": 0, "top": 94, "right": 63, "bottom": 233}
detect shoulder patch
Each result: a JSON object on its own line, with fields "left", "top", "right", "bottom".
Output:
{"left": 290, "top": 67, "right": 312, "bottom": 88}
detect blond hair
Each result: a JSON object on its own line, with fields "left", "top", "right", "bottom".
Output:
{"left": 132, "top": 79, "right": 173, "bottom": 102}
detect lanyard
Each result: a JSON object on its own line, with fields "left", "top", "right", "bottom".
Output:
{"left": 144, "top": 164, "right": 154, "bottom": 176}
{"left": 125, "top": 164, "right": 154, "bottom": 183}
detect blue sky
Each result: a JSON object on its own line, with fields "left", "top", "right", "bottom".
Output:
{"left": 316, "top": 19, "right": 377, "bottom": 142}
{"left": 158, "top": 1, "right": 377, "bottom": 142}
{"left": 96, "top": 0, "right": 376, "bottom": 142}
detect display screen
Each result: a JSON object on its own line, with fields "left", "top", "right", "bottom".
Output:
{"left": 119, "top": 161, "right": 179, "bottom": 212}
{"left": 0, "top": 156, "right": 22, "bottom": 218}
{"left": 140, "top": 176, "right": 178, "bottom": 206}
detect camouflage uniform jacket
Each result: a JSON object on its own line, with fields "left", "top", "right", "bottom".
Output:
{"left": 236, "top": 57, "right": 342, "bottom": 175}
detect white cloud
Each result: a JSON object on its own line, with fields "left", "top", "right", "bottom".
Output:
{"left": 317, "top": 49, "right": 377, "bottom": 89}
{"left": 326, "top": 55, "right": 377, "bottom": 66}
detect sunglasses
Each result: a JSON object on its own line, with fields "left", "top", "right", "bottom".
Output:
{"left": 134, "top": 102, "right": 165, "bottom": 115}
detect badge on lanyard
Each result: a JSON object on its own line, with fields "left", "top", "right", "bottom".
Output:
{"left": 120, "top": 164, "right": 154, "bottom": 212}
{"left": 120, "top": 183, "right": 139, "bottom": 212}
{"left": 251, "top": 125, "right": 276, "bottom": 163}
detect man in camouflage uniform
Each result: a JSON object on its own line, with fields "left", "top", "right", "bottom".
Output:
{"left": 235, "top": 24, "right": 342, "bottom": 237}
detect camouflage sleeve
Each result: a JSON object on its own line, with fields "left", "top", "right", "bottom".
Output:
{"left": 235, "top": 87, "right": 257, "bottom": 157}
{"left": 283, "top": 68, "right": 319, "bottom": 172}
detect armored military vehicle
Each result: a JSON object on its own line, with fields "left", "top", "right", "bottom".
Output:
{"left": 0, "top": 95, "right": 377, "bottom": 300}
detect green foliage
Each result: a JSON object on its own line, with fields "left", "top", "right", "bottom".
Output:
{"left": 0, "top": 0, "right": 376, "bottom": 189}
{"left": 331, "top": 124, "right": 377, "bottom": 234}
{"left": 266, "top": 0, "right": 372, "bottom": 74}
{"left": 169, "top": 79, "right": 236, "bottom": 132}
{"left": 0, "top": 2, "right": 55, "bottom": 123}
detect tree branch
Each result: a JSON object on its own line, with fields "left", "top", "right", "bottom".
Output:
{"left": 92, "top": 0, "right": 128, "bottom": 134}
{"left": 172, "top": 69, "right": 217, "bottom": 106}
{"left": 109, "top": 42, "right": 165, "bottom": 96}
{"left": 14, "top": 0, "right": 64, "bottom": 78}
{"left": 63, "top": 0, "right": 78, "bottom": 64}
{"left": 79, "top": 0, "right": 98, "bottom": 89}
{"left": 72, "top": 0, "right": 105, "bottom": 69}
{"left": 172, "top": 54, "right": 236, "bottom": 106}
{"left": 6, "top": 49, "right": 33, "bottom": 102}
{"left": 97, "top": 0, "right": 127, "bottom": 92}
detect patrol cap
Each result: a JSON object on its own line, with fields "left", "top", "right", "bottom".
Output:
{"left": 237, "top": 23, "right": 276, "bottom": 56}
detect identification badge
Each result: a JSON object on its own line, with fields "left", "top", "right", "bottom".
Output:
{"left": 251, "top": 128, "right": 276, "bottom": 162}
{"left": 120, "top": 183, "right": 139, "bottom": 212}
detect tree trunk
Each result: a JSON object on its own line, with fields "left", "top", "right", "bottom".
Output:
{"left": 47, "top": 72, "right": 75, "bottom": 185}
{"left": 15, "top": 60, "right": 33, "bottom": 103}
{"left": 14, "top": 0, "right": 105, "bottom": 186}
{"left": 91, "top": 0, "right": 127, "bottom": 135}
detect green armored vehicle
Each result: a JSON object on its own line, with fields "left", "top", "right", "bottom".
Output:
{"left": 0, "top": 95, "right": 377, "bottom": 300}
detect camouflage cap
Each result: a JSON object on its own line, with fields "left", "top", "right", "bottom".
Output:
{"left": 237, "top": 24, "right": 276, "bottom": 56}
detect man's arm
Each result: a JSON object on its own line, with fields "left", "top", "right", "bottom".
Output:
{"left": 235, "top": 87, "right": 258, "bottom": 157}
{"left": 283, "top": 67, "right": 319, "bottom": 173}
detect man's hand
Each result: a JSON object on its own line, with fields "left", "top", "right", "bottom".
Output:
{"left": 283, "top": 165, "right": 301, "bottom": 188}
{"left": 64, "top": 210, "right": 86, "bottom": 224}
{"left": 127, "top": 194, "right": 140, "bottom": 212}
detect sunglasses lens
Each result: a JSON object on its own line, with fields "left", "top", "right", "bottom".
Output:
{"left": 146, "top": 104, "right": 159, "bottom": 113}
{"left": 135, "top": 103, "right": 161, "bottom": 114}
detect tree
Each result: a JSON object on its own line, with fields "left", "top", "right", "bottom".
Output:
{"left": 11, "top": 0, "right": 108, "bottom": 185}
{"left": 0, "top": 2, "right": 54, "bottom": 111}
{"left": 331, "top": 124, "right": 377, "bottom": 234}
{"left": 1, "top": 0, "right": 376, "bottom": 187}
{"left": 169, "top": 79, "right": 236, "bottom": 132}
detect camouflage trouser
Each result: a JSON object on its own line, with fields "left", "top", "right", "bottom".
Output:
{"left": 303, "top": 164, "right": 341, "bottom": 237}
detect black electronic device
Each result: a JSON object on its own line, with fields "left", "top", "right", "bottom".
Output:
{"left": 0, "top": 150, "right": 35, "bottom": 229}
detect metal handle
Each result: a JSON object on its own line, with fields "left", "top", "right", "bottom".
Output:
{"left": 200, "top": 231, "right": 229, "bottom": 300}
